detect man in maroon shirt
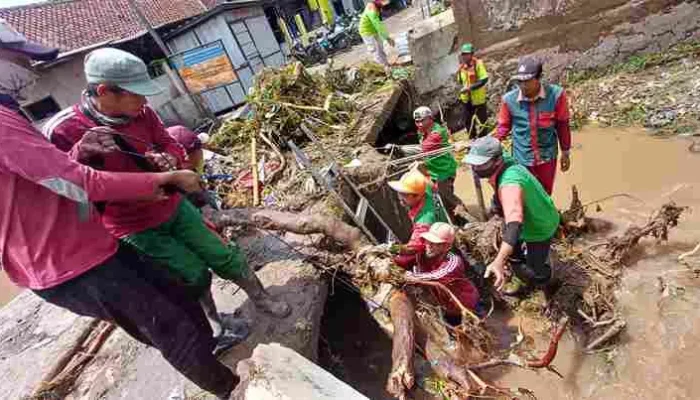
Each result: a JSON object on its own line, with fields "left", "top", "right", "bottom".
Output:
{"left": 0, "top": 23, "right": 239, "bottom": 399}
{"left": 43, "top": 48, "right": 291, "bottom": 346}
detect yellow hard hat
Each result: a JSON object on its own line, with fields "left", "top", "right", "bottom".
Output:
{"left": 388, "top": 170, "right": 428, "bottom": 195}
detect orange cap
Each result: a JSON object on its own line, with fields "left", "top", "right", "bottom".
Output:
{"left": 421, "top": 222, "right": 456, "bottom": 245}
{"left": 388, "top": 170, "right": 428, "bottom": 195}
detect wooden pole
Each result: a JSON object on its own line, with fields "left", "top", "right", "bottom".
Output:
{"left": 472, "top": 169, "right": 487, "bottom": 221}
{"left": 251, "top": 135, "right": 260, "bottom": 206}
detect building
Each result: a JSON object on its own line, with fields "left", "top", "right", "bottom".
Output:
{"left": 164, "top": 1, "right": 287, "bottom": 114}
{"left": 0, "top": 0, "right": 286, "bottom": 126}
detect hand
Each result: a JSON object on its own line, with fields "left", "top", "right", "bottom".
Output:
{"left": 560, "top": 152, "right": 571, "bottom": 172}
{"left": 77, "top": 127, "right": 119, "bottom": 160}
{"left": 484, "top": 258, "right": 508, "bottom": 292}
{"left": 161, "top": 170, "right": 203, "bottom": 193}
{"left": 387, "top": 37, "right": 395, "bottom": 47}
{"left": 146, "top": 152, "right": 177, "bottom": 171}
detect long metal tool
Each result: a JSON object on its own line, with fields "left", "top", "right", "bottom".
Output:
{"left": 288, "top": 141, "right": 383, "bottom": 244}
{"left": 296, "top": 124, "right": 399, "bottom": 243}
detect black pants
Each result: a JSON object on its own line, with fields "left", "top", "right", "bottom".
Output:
{"left": 510, "top": 239, "right": 552, "bottom": 286}
{"left": 436, "top": 177, "right": 469, "bottom": 224}
{"left": 463, "top": 102, "right": 488, "bottom": 139}
{"left": 33, "top": 244, "right": 236, "bottom": 398}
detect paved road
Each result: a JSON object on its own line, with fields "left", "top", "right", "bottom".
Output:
{"left": 332, "top": 5, "right": 425, "bottom": 68}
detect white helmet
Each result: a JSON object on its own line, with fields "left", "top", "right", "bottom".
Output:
{"left": 413, "top": 106, "right": 432, "bottom": 120}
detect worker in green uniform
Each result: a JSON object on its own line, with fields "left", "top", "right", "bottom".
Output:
{"left": 359, "top": 0, "right": 394, "bottom": 70}
{"left": 413, "top": 106, "right": 469, "bottom": 225}
{"left": 464, "top": 136, "right": 560, "bottom": 296}
{"left": 456, "top": 43, "right": 489, "bottom": 138}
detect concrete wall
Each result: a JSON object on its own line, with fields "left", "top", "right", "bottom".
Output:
{"left": 23, "top": 56, "right": 86, "bottom": 113}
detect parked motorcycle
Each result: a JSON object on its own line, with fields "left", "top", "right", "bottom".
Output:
{"left": 290, "top": 38, "right": 328, "bottom": 67}
{"left": 317, "top": 25, "right": 350, "bottom": 54}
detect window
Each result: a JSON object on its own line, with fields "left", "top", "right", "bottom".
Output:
{"left": 23, "top": 96, "right": 61, "bottom": 122}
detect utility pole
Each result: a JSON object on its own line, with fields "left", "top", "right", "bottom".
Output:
{"left": 125, "top": 0, "right": 212, "bottom": 118}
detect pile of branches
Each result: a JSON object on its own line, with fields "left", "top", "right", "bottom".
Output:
{"left": 454, "top": 187, "right": 687, "bottom": 352}
{"left": 209, "top": 62, "right": 390, "bottom": 153}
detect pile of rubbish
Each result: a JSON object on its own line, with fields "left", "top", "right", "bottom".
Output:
{"left": 209, "top": 61, "right": 392, "bottom": 152}
{"left": 205, "top": 62, "right": 407, "bottom": 209}
{"left": 567, "top": 41, "right": 700, "bottom": 134}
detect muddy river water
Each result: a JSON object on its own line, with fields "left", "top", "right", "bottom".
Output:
{"left": 2, "top": 126, "right": 700, "bottom": 399}
{"left": 455, "top": 126, "right": 700, "bottom": 399}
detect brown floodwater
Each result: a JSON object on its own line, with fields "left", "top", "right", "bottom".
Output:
{"left": 456, "top": 126, "right": 700, "bottom": 399}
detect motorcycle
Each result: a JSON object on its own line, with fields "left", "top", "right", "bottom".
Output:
{"left": 317, "top": 25, "right": 350, "bottom": 54}
{"left": 289, "top": 37, "right": 328, "bottom": 67}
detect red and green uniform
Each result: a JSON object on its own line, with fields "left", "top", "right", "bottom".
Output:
{"left": 395, "top": 184, "right": 446, "bottom": 260}
{"left": 491, "top": 156, "right": 559, "bottom": 242}
{"left": 421, "top": 122, "right": 458, "bottom": 182}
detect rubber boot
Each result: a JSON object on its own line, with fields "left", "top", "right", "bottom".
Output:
{"left": 233, "top": 269, "right": 291, "bottom": 318}
{"left": 200, "top": 290, "right": 251, "bottom": 356}
{"left": 502, "top": 262, "right": 552, "bottom": 298}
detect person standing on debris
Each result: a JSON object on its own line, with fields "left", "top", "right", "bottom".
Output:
{"left": 456, "top": 43, "right": 489, "bottom": 138}
{"left": 359, "top": 0, "right": 394, "bottom": 70}
{"left": 464, "top": 137, "right": 560, "bottom": 296}
{"left": 413, "top": 106, "right": 470, "bottom": 225}
{"left": 395, "top": 222, "right": 479, "bottom": 322}
{"left": 388, "top": 169, "right": 447, "bottom": 260}
{"left": 43, "top": 48, "right": 291, "bottom": 341}
{"left": 0, "top": 24, "right": 239, "bottom": 399}
{"left": 495, "top": 58, "right": 571, "bottom": 195}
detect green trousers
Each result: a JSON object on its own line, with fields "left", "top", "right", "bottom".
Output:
{"left": 122, "top": 200, "right": 247, "bottom": 288}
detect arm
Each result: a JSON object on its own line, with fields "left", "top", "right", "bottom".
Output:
{"left": 0, "top": 111, "right": 188, "bottom": 203}
{"left": 485, "top": 185, "right": 523, "bottom": 290}
{"left": 494, "top": 101, "right": 512, "bottom": 141}
{"left": 147, "top": 108, "right": 186, "bottom": 167}
{"left": 469, "top": 62, "right": 489, "bottom": 91}
{"left": 554, "top": 91, "right": 571, "bottom": 153}
{"left": 470, "top": 77, "right": 488, "bottom": 91}
{"left": 393, "top": 223, "right": 429, "bottom": 268}
{"left": 368, "top": 10, "right": 390, "bottom": 41}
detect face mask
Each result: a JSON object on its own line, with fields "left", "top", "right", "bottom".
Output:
{"left": 0, "top": 59, "right": 38, "bottom": 101}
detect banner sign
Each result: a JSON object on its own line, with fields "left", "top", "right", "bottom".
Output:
{"left": 170, "top": 40, "right": 236, "bottom": 93}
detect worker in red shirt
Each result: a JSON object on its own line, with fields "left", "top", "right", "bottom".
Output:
{"left": 0, "top": 23, "right": 238, "bottom": 398}
{"left": 43, "top": 48, "right": 290, "bottom": 345}
{"left": 494, "top": 58, "right": 572, "bottom": 194}
{"left": 396, "top": 222, "right": 479, "bottom": 324}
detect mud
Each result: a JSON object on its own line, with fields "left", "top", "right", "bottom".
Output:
{"left": 456, "top": 126, "right": 700, "bottom": 399}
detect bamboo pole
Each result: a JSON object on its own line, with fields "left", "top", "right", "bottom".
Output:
{"left": 251, "top": 135, "right": 260, "bottom": 206}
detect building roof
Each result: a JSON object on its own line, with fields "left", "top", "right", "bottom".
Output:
{"left": 0, "top": 0, "right": 207, "bottom": 56}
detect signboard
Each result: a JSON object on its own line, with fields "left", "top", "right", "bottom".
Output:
{"left": 170, "top": 40, "right": 237, "bottom": 93}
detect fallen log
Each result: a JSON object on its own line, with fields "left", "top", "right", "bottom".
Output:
{"left": 204, "top": 207, "right": 365, "bottom": 251}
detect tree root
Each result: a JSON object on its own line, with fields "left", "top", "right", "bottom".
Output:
{"left": 204, "top": 207, "right": 365, "bottom": 250}
{"left": 32, "top": 321, "right": 115, "bottom": 400}
{"left": 585, "top": 318, "right": 627, "bottom": 351}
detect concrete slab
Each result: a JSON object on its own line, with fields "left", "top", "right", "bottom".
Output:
{"left": 234, "top": 343, "right": 369, "bottom": 400}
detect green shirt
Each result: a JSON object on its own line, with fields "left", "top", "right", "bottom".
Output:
{"left": 359, "top": 7, "right": 389, "bottom": 40}
{"left": 497, "top": 157, "right": 560, "bottom": 242}
{"left": 421, "top": 123, "right": 458, "bottom": 182}
{"left": 411, "top": 184, "right": 447, "bottom": 225}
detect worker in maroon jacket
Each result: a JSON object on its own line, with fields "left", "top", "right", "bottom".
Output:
{"left": 43, "top": 48, "right": 291, "bottom": 348}
{"left": 0, "top": 22, "right": 239, "bottom": 399}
